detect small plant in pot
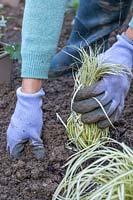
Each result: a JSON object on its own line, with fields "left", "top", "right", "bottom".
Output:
{"left": 0, "top": 13, "right": 12, "bottom": 84}
{"left": 0, "top": 12, "right": 21, "bottom": 84}
{"left": 0, "top": 41, "right": 13, "bottom": 84}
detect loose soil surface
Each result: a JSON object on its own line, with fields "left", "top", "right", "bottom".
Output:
{"left": 0, "top": 2, "right": 133, "bottom": 199}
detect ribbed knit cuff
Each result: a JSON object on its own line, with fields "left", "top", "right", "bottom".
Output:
{"left": 129, "top": 17, "right": 133, "bottom": 28}
{"left": 21, "top": 53, "right": 53, "bottom": 79}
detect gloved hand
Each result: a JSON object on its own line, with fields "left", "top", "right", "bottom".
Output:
{"left": 7, "top": 87, "right": 45, "bottom": 159}
{"left": 73, "top": 34, "right": 133, "bottom": 128}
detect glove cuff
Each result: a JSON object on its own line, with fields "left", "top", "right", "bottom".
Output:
{"left": 117, "top": 34, "right": 133, "bottom": 52}
{"left": 121, "top": 33, "right": 133, "bottom": 45}
{"left": 16, "top": 87, "right": 45, "bottom": 99}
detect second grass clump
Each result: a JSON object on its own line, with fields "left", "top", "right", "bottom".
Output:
{"left": 53, "top": 139, "right": 133, "bottom": 200}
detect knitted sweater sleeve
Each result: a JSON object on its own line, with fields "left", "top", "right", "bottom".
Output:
{"left": 21, "top": 0, "right": 67, "bottom": 79}
{"left": 129, "top": 17, "right": 133, "bottom": 28}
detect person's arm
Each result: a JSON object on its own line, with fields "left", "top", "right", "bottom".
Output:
{"left": 7, "top": 0, "right": 67, "bottom": 159}
{"left": 21, "top": 0, "right": 67, "bottom": 93}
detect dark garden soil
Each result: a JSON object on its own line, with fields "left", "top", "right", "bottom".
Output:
{"left": 0, "top": 2, "right": 133, "bottom": 200}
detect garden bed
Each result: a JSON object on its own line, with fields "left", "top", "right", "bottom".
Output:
{"left": 0, "top": 2, "right": 133, "bottom": 200}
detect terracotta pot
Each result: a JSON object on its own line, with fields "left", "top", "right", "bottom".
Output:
{"left": 0, "top": 43, "right": 13, "bottom": 83}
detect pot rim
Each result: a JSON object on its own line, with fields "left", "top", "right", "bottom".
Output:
{"left": 0, "top": 52, "right": 9, "bottom": 58}
{"left": 0, "top": 41, "right": 9, "bottom": 58}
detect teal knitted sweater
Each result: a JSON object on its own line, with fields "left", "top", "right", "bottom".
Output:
{"left": 21, "top": 0, "right": 67, "bottom": 79}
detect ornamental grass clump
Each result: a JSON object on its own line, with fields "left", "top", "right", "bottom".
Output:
{"left": 66, "top": 47, "right": 131, "bottom": 149}
{"left": 53, "top": 139, "right": 133, "bottom": 200}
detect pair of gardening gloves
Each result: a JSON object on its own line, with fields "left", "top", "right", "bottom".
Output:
{"left": 7, "top": 34, "right": 133, "bottom": 159}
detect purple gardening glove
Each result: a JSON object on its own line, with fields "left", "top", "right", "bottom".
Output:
{"left": 73, "top": 34, "right": 133, "bottom": 128}
{"left": 7, "top": 87, "right": 45, "bottom": 159}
